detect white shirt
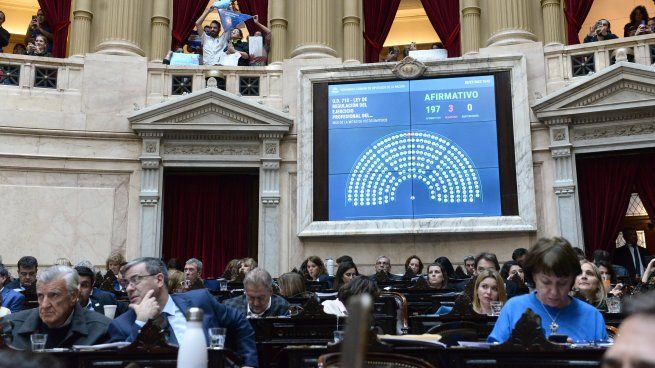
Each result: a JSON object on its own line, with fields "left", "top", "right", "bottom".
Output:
{"left": 246, "top": 297, "right": 272, "bottom": 318}
{"left": 201, "top": 32, "right": 229, "bottom": 66}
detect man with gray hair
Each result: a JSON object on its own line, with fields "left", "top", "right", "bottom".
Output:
{"left": 107, "top": 257, "right": 257, "bottom": 367}
{"left": 184, "top": 258, "right": 205, "bottom": 291}
{"left": 3, "top": 265, "right": 111, "bottom": 349}
{"left": 223, "top": 268, "right": 290, "bottom": 318}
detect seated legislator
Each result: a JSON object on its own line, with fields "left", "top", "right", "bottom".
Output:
{"left": 0, "top": 264, "right": 25, "bottom": 313}
{"left": 473, "top": 270, "right": 507, "bottom": 315}
{"left": 488, "top": 237, "right": 608, "bottom": 343}
{"left": 223, "top": 268, "right": 290, "bottom": 318}
{"left": 322, "top": 276, "right": 380, "bottom": 317}
{"left": 183, "top": 258, "right": 205, "bottom": 291}
{"left": 301, "top": 256, "right": 332, "bottom": 284}
{"left": 332, "top": 261, "right": 359, "bottom": 290}
{"left": 4, "top": 266, "right": 111, "bottom": 349}
{"left": 571, "top": 261, "right": 608, "bottom": 311}
{"left": 107, "top": 257, "right": 257, "bottom": 367}
{"left": 602, "top": 290, "right": 655, "bottom": 367}
{"left": 6, "top": 256, "right": 38, "bottom": 292}
{"left": 75, "top": 266, "right": 126, "bottom": 317}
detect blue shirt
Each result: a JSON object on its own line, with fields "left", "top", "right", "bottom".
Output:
{"left": 488, "top": 292, "right": 608, "bottom": 343}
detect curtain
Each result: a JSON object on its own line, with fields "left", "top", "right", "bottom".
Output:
{"left": 171, "top": 0, "right": 210, "bottom": 50}
{"left": 564, "top": 0, "right": 595, "bottom": 45}
{"left": 363, "top": 0, "right": 401, "bottom": 63}
{"left": 162, "top": 173, "right": 256, "bottom": 278}
{"left": 237, "top": 0, "right": 268, "bottom": 37}
{"left": 635, "top": 153, "right": 655, "bottom": 224}
{"left": 37, "top": 0, "right": 71, "bottom": 58}
{"left": 577, "top": 156, "right": 639, "bottom": 257}
{"left": 420, "top": 0, "right": 461, "bottom": 57}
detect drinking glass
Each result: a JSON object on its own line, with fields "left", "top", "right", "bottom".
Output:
{"left": 601, "top": 274, "right": 611, "bottom": 292}
{"left": 30, "top": 333, "right": 47, "bottom": 352}
{"left": 607, "top": 297, "right": 621, "bottom": 314}
{"left": 489, "top": 301, "right": 503, "bottom": 316}
{"left": 219, "top": 279, "right": 228, "bottom": 291}
{"left": 333, "top": 330, "right": 345, "bottom": 343}
{"left": 208, "top": 327, "right": 226, "bottom": 349}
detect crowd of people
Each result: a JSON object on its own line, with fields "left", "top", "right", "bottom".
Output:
{"left": 0, "top": 226, "right": 653, "bottom": 366}
{"left": 0, "top": 8, "right": 52, "bottom": 56}
{"left": 585, "top": 5, "right": 655, "bottom": 43}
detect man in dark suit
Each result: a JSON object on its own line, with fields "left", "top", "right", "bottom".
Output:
{"left": 223, "top": 268, "right": 289, "bottom": 317}
{"left": 5, "top": 256, "right": 38, "bottom": 292}
{"left": 107, "top": 257, "right": 257, "bottom": 368}
{"left": 183, "top": 258, "right": 205, "bottom": 291}
{"left": 75, "top": 266, "right": 127, "bottom": 317}
{"left": 0, "top": 264, "right": 24, "bottom": 313}
{"left": 4, "top": 265, "right": 111, "bottom": 349}
{"left": 613, "top": 227, "right": 652, "bottom": 278}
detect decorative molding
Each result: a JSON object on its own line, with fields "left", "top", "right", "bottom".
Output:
{"left": 572, "top": 121, "right": 655, "bottom": 141}
{"left": 552, "top": 128, "right": 567, "bottom": 141}
{"left": 140, "top": 197, "right": 160, "bottom": 206}
{"left": 264, "top": 143, "right": 277, "bottom": 155}
{"left": 139, "top": 131, "right": 164, "bottom": 138}
{"left": 574, "top": 111, "right": 655, "bottom": 125}
{"left": 145, "top": 142, "right": 158, "bottom": 153}
{"left": 141, "top": 159, "right": 161, "bottom": 169}
{"left": 162, "top": 104, "right": 260, "bottom": 125}
{"left": 163, "top": 144, "right": 260, "bottom": 156}
{"left": 261, "top": 161, "right": 280, "bottom": 170}
{"left": 566, "top": 80, "right": 655, "bottom": 108}
{"left": 550, "top": 147, "right": 571, "bottom": 158}
{"left": 392, "top": 57, "right": 427, "bottom": 79}
{"left": 163, "top": 133, "right": 260, "bottom": 141}
{"left": 543, "top": 117, "right": 572, "bottom": 126}
{"left": 554, "top": 185, "right": 575, "bottom": 196}
{"left": 262, "top": 197, "right": 281, "bottom": 205}
{"left": 259, "top": 133, "right": 285, "bottom": 140}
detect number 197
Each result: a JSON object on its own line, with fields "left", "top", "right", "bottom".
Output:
{"left": 425, "top": 105, "right": 440, "bottom": 114}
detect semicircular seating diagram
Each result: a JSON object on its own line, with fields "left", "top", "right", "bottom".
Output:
{"left": 346, "top": 131, "right": 482, "bottom": 207}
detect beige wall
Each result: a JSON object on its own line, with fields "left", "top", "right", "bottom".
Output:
{"left": 384, "top": 6, "right": 440, "bottom": 47}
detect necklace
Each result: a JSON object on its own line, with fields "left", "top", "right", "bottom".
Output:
{"left": 538, "top": 300, "right": 562, "bottom": 334}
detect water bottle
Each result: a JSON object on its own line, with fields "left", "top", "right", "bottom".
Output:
{"left": 177, "top": 307, "right": 208, "bottom": 368}
{"left": 326, "top": 257, "right": 334, "bottom": 276}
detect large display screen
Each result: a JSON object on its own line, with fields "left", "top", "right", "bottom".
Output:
{"left": 327, "top": 75, "right": 502, "bottom": 221}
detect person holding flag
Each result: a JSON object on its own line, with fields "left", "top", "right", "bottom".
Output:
{"left": 195, "top": 3, "right": 253, "bottom": 66}
{"left": 195, "top": 5, "right": 230, "bottom": 66}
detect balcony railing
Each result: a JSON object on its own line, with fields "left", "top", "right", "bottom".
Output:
{"left": 0, "top": 53, "right": 83, "bottom": 91}
{"left": 544, "top": 33, "right": 655, "bottom": 93}
{"left": 147, "top": 63, "right": 283, "bottom": 108}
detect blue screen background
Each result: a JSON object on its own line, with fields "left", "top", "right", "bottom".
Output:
{"left": 327, "top": 75, "right": 501, "bottom": 221}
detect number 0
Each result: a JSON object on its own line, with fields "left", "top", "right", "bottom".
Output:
{"left": 467, "top": 103, "right": 473, "bottom": 111}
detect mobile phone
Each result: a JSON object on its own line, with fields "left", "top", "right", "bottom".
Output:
{"left": 548, "top": 334, "right": 569, "bottom": 343}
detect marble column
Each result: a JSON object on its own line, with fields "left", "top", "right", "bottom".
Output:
{"left": 69, "top": 0, "right": 93, "bottom": 57}
{"left": 342, "top": 0, "right": 362, "bottom": 64}
{"left": 486, "top": 0, "right": 537, "bottom": 46}
{"left": 541, "top": 0, "right": 565, "bottom": 45}
{"left": 138, "top": 133, "right": 164, "bottom": 257}
{"left": 269, "top": 0, "right": 288, "bottom": 64}
{"left": 548, "top": 122, "right": 584, "bottom": 248}
{"left": 461, "top": 0, "right": 481, "bottom": 55}
{"left": 290, "top": 0, "right": 337, "bottom": 59}
{"left": 150, "top": 0, "right": 170, "bottom": 62}
{"left": 95, "top": 0, "right": 145, "bottom": 56}
{"left": 259, "top": 134, "right": 283, "bottom": 276}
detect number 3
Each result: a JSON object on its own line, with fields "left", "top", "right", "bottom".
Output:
{"left": 448, "top": 104, "right": 454, "bottom": 112}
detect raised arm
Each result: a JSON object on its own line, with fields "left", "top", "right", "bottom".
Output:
{"left": 195, "top": 6, "right": 214, "bottom": 41}
{"left": 253, "top": 15, "right": 271, "bottom": 35}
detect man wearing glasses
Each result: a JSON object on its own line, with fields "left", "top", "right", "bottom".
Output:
{"left": 107, "top": 257, "right": 258, "bottom": 368}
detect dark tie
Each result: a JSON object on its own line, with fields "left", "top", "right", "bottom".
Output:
{"left": 632, "top": 245, "right": 642, "bottom": 275}
{"left": 161, "top": 312, "right": 179, "bottom": 346}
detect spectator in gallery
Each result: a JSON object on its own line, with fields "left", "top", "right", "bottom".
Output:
{"left": 383, "top": 46, "right": 399, "bottom": 62}
{"left": 613, "top": 227, "right": 651, "bottom": 278}
{"left": 13, "top": 43, "right": 27, "bottom": 55}
{"left": 25, "top": 9, "right": 52, "bottom": 52}
{"left": 204, "top": 25, "right": 211, "bottom": 36}
{"left": 225, "top": 27, "right": 249, "bottom": 66}
{"left": 322, "top": 276, "right": 380, "bottom": 317}
{"left": 333, "top": 260, "right": 359, "bottom": 290}
{"left": 0, "top": 10, "right": 9, "bottom": 54}
{"left": 472, "top": 269, "right": 507, "bottom": 315}
{"left": 426, "top": 263, "right": 449, "bottom": 289}
{"left": 0, "top": 264, "right": 25, "bottom": 313}
{"left": 488, "top": 237, "right": 608, "bottom": 344}
{"left": 6, "top": 256, "right": 38, "bottom": 292}
{"left": 403, "top": 41, "right": 417, "bottom": 58}
{"left": 26, "top": 34, "right": 51, "bottom": 57}
{"left": 223, "top": 268, "right": 290, "bottom": 318}
{"left": 300, "top": 256, "right": 330, "bottom": 283}
{"left": 602, "top": 290, "right": 655, "bottom": 368}
{"left": 431, "top": 42, "right": 444, "bottom": 49}
{"left": 183, "top": 258, "right": 205, "bottom": 291}
{"left": 195, "top": 6, "right": 230, "bottom": 66}
{"left": 249, "top": 15, "right": 272, "bottom": 66}
{"left": 403, "top": 255, "right": 424, "bottom": 279}
{"left": 584, "top": 19, "right": 618, "bottom": 43}
{"left": 277, "top": 272, "right": 306, "bottom": 297}
{"left": 4, "top": 266, "right": 112, "bottom": 349}
{"left": 625, "top": 6, "right": 650, "bottom": 37}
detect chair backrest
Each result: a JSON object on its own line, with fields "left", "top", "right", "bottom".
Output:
{"left": 318, "top": 352, "right": 437, "bottom": 368}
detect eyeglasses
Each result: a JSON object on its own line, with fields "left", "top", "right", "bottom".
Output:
{"left": 121, "top": 274, "right": 157, "bottom": 288}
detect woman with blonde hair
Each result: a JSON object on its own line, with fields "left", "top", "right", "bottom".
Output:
{"left": 167, "top": 269, "right": 186, "bottom": 293}
{"left": 472, "top": 269, "right": 507, "bottom": 315}
{"left": 573, "top": 261, "right": 607, "bottom": 311}
{"left": 105, "top": 252, "right": 126, "bottom": 291}
{"left": 277, "top": 272, "right": 306, "bottom": 297}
